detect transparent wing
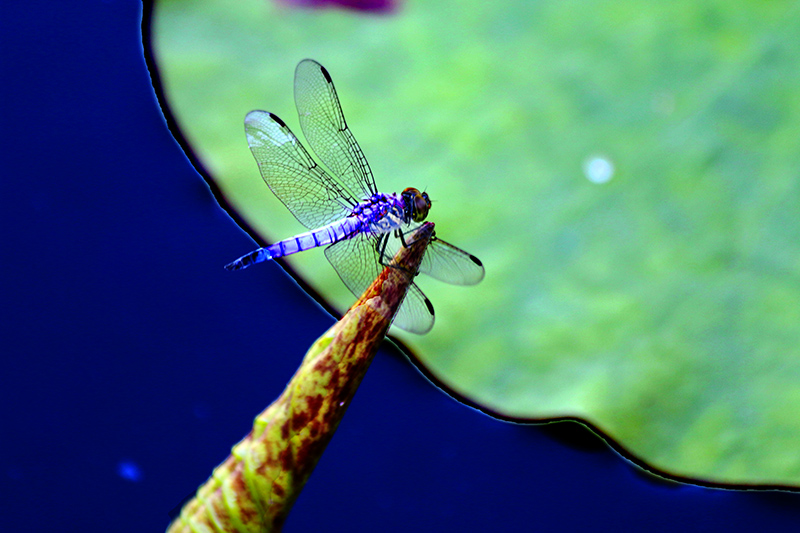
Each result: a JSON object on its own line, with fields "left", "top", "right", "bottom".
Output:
{"left": 294, "top": 59, "right": 378, "bottom": 201}
{"left": 393, "top": 283, "right": 435, "bottom": 335}
{"left": 420, "top": 237, "right": 485, "bottom": 285}
{"left": 380, "top": 225, "right": 486, "bottom": 286}
{"left": 245, "top": 110, "right": 357, "bottom": 229}
{"left": 324, "top": 232, "right": 434, "bottom": 334}
{"left": 324, "top": 232, "right": 382, "bottom": 302}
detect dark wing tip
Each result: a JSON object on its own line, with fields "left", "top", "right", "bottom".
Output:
{"left": 320, "top": 64, "right": 333, "bottom": 84}
{"left": 469, "top": 254, "right": 483, "bottom": 267}
{"left": 268, "top": 112, "right": 287, "bottom": 128}
{"left": 424, "top": 297, "right": 434, "bottom": 315}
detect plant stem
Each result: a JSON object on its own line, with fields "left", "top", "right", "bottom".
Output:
{"left": 167, "top": 222, "right": 435, "bottom": 532}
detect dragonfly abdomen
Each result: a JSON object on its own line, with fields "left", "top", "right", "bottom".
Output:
{"left": 269, "top": 217, "right": 361, "bottom": 258}
{"left": 225, "top": 217, "right": 363, "bottom": 271}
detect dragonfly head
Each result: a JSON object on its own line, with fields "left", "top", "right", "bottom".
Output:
{"left": 402, "top": 187, "right": 431, "bottom": 223}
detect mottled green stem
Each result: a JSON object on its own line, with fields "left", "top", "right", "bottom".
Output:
{"left": 167, "top": 222, "right": 435, "bottom": 533}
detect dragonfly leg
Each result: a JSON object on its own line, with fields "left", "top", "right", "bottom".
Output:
{"left": 375, "top": 233, "right": 392, "bottom": 265}
{"left": 396, "top": 228, "right": 408, "bottom": 248}
{"left": 401, "top": 226, "right": 436, "bottom": 248}
{"left": 376, "top": 231, "right": 420, "bottom": 277}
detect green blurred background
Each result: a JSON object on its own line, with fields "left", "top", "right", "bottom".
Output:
{"left": 152, "top": 0, "right": 800, "bottom": 486}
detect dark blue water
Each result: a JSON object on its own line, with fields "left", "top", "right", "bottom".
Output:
{"left": 1, "top": 2, "right": 797, "bottom": 531}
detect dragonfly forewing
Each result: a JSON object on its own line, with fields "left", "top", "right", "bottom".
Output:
{"left": 294, "top": 59, "right": 378, "bottom": 201}
{"left": 245, "top": 110, "right": 356, "bottom": 229}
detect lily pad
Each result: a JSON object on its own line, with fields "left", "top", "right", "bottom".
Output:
{"left": 148, "top": 0, "right": 800, "bottom": 486}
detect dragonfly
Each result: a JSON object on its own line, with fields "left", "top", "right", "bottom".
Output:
{"left": 226, "top": 59, "right": 484, "bottom": 334}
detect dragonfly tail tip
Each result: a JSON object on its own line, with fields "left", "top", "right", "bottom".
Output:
{"left": 224, "top": 260, "right": 247, "bottom": 271}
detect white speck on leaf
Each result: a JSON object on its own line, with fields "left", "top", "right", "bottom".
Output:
{"left": 583, "top": 156, "right": 614, "bottom": 184}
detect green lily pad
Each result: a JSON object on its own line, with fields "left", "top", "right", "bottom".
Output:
{"left": 149, "top": 0, "right": 800, "bottom": 486}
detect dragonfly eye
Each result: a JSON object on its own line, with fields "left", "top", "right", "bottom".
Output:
{"left": 414, "top": 193, "right": 431, "bottom": 222}
{"left": 403, "top": 187, "right": 430, "bottom": 222}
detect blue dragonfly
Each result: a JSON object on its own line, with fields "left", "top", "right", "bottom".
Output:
{"left": 226, "top": 59, "right": 484, "bottom": 334}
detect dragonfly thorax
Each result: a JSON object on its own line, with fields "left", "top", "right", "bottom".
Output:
{"left": 402, "top": 187, "right": 431, "bottom": 223}
{"left": 350, "top": 193, "right": 406, "bottom": 235}
{"left": 228, "top": 60, "right": 484, "bottom": 334}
